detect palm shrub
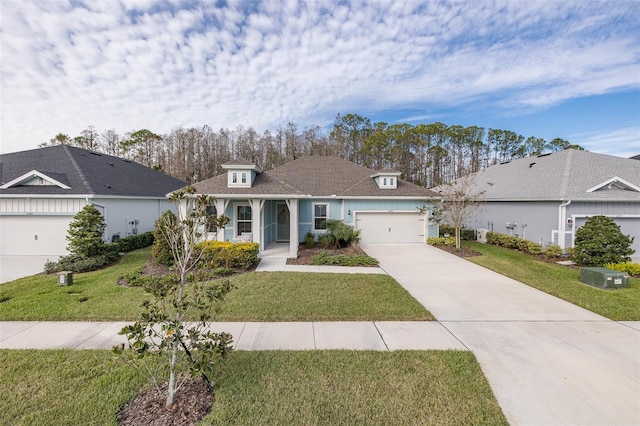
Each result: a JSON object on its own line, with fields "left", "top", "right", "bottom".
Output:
{"left": 323, "top": 219, "right": 361, "bottom": 249}
{"left": 572, "top": 215, "right": 634, "bottom": 266}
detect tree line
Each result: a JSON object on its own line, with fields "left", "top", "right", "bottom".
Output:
{"left": 40, "top": 113, "right": 582, "bottom": 187}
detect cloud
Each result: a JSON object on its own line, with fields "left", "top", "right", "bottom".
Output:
{"left": 1, "top": 0, "right": 639, "bottom": 154}
{"left": 572, "top": 127, "right": 640, "bottom": 158}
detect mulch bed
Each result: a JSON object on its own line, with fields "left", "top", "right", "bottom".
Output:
{"left": 118, "top": 378, "right": 213, "bottom": 426}
{"left": 286, "top": 243, "right": 372, "bottom": 265}
{"left": 432, "top": 244, "right": 483, "bottom": 258}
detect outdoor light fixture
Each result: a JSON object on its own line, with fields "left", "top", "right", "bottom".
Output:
{"left": 348, "top": 210, "right": 351, "bottom": 216}
{"left": 567, "top": 219, "right": 574, "bottom": 226}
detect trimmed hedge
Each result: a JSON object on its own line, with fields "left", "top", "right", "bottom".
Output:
{"left": 427, "top": 236, "right": 456, "bottom": 246}
{"left": 197, "top": 241, "right": 260, "bottom": 270}
{"left": 604, "top": 262, "right": 640, "bottom": 276}
{"left": 311, "top": 250, "right": 379, "bottom": 266}
{"left": 107, "top": 232, "right": 154, "bottom": 253}
{"left": 486, "top": 232, "right": 543, "bottom": 256}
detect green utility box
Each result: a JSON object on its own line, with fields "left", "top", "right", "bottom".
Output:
{"left": 57, "top": 271, "right": 73, "bottom": 286}
{"left": 579, "top": 267, "right": 629, "bottom": 289}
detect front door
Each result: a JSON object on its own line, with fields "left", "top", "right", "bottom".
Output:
{"left": 276, "top": 203, "right": 290, "bottom": 242}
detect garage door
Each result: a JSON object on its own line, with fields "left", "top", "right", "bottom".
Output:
{"left": 355, "top": 212, "right": 426, "bottom": 243}
{"left": 0, "top": 216, "right": 72, "bottom": 256}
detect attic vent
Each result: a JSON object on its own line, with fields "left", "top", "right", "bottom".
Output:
{"left": 529, "top": 162, "right": 536, "bottom": 168}
{"left": 500, "top": 161, "right": 510, "bottom": 165}
{"left": 90, "top": 152, "right": 102, "bottom": 156}
{"left": 537, "top": 153, "right": 551, "bottom": 158}
{"left": 108, "top": 162, "right": 114, "bottom": 166}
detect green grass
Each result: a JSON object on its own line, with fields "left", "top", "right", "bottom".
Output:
{"left": 0, "top": 349, "right": 507, "bottom": 426}
{"left": 218, "top": 272, "right": 433, "bottom": 321}
{"left": 0, "top": 249, "right": 432, "bottom": 321}
{"left": 465, "top": 242, "right": 640, "bottom": 321}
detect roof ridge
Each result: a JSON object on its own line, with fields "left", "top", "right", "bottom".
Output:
{"left": 63, "top": 145, "right": 95, "bottom": 194}
{"left": 558, "top": 149, "right": 573, "bottom": 197}
{"left": 263, "top": 169, "right": 304, "bottom": 195}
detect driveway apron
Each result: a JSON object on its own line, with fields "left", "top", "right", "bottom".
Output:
{"left": 362, "top": 243, "right": 640, "bottom": 426}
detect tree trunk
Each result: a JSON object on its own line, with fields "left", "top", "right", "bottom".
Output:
{"left": 455, "top": 226, "right": 461, "bottom": 249}
{"left": 166, "top": 342, "right": 179, "bottom": 408}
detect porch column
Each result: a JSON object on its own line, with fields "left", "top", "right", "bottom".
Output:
{"left": 286, "top": 199, "right": 299, "bottom": 258}
{"left": 249, "top": 199, "right": 265, "bottom": 250}
{"left": 213, "top": 199, "right": 229, "bottom": 242}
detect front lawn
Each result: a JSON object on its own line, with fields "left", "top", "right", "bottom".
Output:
{"left": 465, "top": 242, "right": 640, "bottom": 321}
{"left": 0, "top": 248, "right": 432, "bottom": 321}
{"left": 0, "top": 349, "right": 507, "bottom": 425}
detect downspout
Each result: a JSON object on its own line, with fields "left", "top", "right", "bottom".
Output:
{"left": 558, "top": 200, "right": 571, "bottom": 249}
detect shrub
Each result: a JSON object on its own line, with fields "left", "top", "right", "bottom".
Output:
{"left": 67, "top": 205, "right": 107, "bottom": 258}
{"left": 198, "top": 241, "right": 260, "bottom": 270}
{"left": 304, "top": 231, "right": 315, "bottom": 249}
{"left": 427, "top": 236, "right": 456, "bottom": 246}
{"left": 486, "top": 232, "right": 543, "bottom": 256}
{"left": 439, "top": 225, "right": 475, "bottom": 241}
{"left": 323, "top": 220, "right": 361, "bottom": 249}
{"left": 44, "top": 252, "right": 118, "bottom": 274}
{"left": 604, "top": 262, "right": 640, "bottom": 276}
{"left": 108, "top": 232, "right": 154, "bottom": 253}
{"left": 152, "top": 210, "right": 179, "bottom": 267}
{"left": 311, "top": 250, "right": 379, "bottom": 266}
{"left": 572, "top": 216, "right": 634, "bottom": 266}
{"left": 543, "top": 244, "right": 563, "bottom": 258}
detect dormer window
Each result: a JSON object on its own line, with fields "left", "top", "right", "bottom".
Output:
{"left": 371, "top": 169, "right": 401, "bottom": 189}
{"left": 222, "top": 159, "right": 262, "bottom": 188}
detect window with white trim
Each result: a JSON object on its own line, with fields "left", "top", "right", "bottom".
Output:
{"left": 232, "top": 172, "right": 238, "bottom": 184}
{"left": 241, "top": 172, "right": 247, "bottom": 184}
{"left": 236, "top": 205, "right": 252, "bottom": 237}
{"left": 313, "top": 203, "right": 328, "bottom": 231}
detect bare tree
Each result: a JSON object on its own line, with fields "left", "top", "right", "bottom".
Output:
{"left": 434, "top": 174, "right": 485, "bottom": 249}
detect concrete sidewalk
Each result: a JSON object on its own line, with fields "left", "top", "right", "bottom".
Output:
{"left": 0, "top": 321, "right": 466, "bottom": 351}
{"left": 363, "top": 243, "right": 640, "bottom": 426}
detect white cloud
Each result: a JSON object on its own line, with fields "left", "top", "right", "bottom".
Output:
{"left": 1, "top": 0, "right": 639, "bottom": 154}
{"left": 572, "top": 127, "right": 640, "bottom": 159}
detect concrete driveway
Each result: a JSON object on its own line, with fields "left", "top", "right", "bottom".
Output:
{"left": 362, "top": 243, "right": 640, "bottom": 426}
{"left": 0, "top": 255, "right": 52, "bottom": 284}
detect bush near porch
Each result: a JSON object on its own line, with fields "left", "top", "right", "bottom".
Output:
{"left": 197, "top": 241, "right": 260, "bottom": 270}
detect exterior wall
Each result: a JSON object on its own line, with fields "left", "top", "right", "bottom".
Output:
{"left": 93, "top": 198, "right": 177, "bottom": 242}
{"left": 471, "top": 201, "right": 560, "bottom": 246}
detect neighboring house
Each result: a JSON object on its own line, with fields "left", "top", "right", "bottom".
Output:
{"left": 191, "top": 156, "right": 440, "bottom": 258}
{"left": 0, "top": 145, "right": 186, "bottom": 259}
{"left": 453, "top": 149, "right": 640, "bottom": 260}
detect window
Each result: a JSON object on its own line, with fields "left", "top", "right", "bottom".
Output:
{"left": 389, "top": 177, "right": 394, "bottom": 186}
{"left": 236, "top": 205, "right": 252, "bottom": 236}
{"left": 383, "top": 177, "right": 388, "bottom": 186}
{"left": 206, "top": 205, "right": 217, "bottom": 233}
{"left": 314, "top": 204, "right": 328, "bottom": 231}
{"left": 241, "top": 172, "right": 247, "bottom": 184}
{"left": 232, "top": 172, "right": 238, "bottom": 184}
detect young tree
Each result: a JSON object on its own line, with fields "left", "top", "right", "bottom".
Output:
{"left": 572, "top": 216, "right": 634, "bottom": 266}
{"left": 433, "top": 175, "right": 484, "bottom": 249}
{"left": 67, "top": 204, "right": 106, "bottom": 258}
{"left": 115, "top": 187, "right": 233, "bottom": 410}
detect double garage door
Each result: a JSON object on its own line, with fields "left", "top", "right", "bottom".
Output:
{"left": 0, "top": 216, "right": 72, "bottom": 256}
{"left": 356, "top": 212, "right": 426, "bottom": 243}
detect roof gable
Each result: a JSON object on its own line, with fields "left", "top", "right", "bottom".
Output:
{"left": 586, "top": 176, "right": 640, "bottom": 193}
{"left": 0, "top": 169, "right": 71, "bottom": 189}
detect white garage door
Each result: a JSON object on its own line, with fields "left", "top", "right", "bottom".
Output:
{"left": 356, "top": 212, "right": 426, "bottom": 243}
{"left": 0, "top": 216, "right": 72, "bottom": 256}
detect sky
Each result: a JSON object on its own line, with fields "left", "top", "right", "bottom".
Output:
{"left": 1, "top": 0, "right": 639, "bottom": 158}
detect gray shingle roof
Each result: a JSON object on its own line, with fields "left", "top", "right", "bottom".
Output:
{"left": 0, "top": 145, "right": 186, "bottom": 197}
{"left": 193, "top": 156, "right": 438, "bottom": 198}
{"left": 463, "top": 149, "right": 640, "bottom": 201}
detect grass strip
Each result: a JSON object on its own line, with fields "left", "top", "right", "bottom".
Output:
{"left": 465, "top": 242, "right": 640, "bottom": 320}
{"left": 0, "top": 349, "right": 507, "bottom": 426}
